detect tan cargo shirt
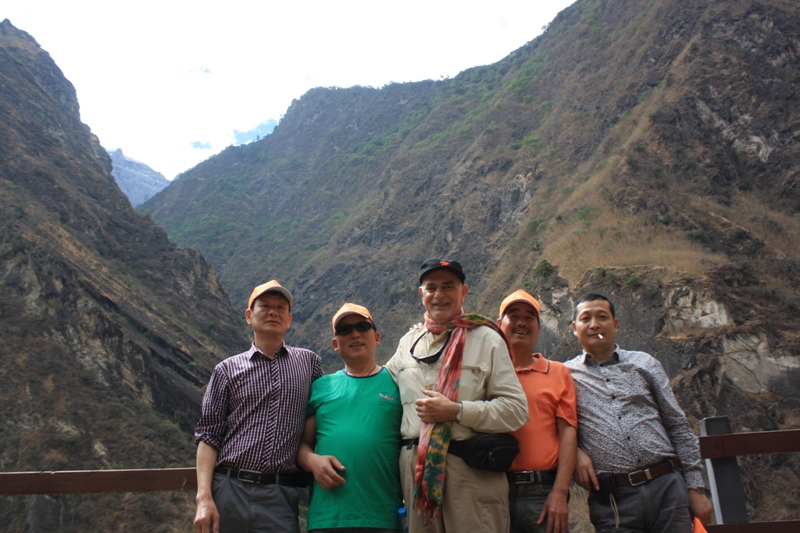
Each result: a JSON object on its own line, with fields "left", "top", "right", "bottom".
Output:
{"left": 386, "top": 325, "right": 528, "bottom": 440}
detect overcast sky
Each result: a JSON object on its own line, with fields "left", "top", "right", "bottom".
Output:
{"left": 2, "top": 1, "right": 576, "bottom": 179}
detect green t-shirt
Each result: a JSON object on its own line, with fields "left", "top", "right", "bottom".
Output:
{"left": 307, "top": 367, "right": 403, "bottom": 530}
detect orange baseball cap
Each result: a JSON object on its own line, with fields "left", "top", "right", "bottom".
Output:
{"left": 499, "top": 289, "right": 541, "bottom": 319}
{"left": 247, "top": 280, "right": 292, "bottom": 309}
{"left": 331, "top": 303, "right": 374, "bottom": 333}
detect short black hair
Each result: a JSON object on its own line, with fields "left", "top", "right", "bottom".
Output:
{"left": 573, "top": 293, "right": 615, "bottom": 320}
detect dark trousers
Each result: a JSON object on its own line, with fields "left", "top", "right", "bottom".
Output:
{"left": 211, "top": 471, "right": 301, "bottom": 533}
{"left": 588, "top": 471, "right": 692, "bottom": 533}
{"left": 509, "top": 482, "right": 553, "bottom": 533}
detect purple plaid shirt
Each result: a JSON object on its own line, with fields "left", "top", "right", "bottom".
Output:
{"left": 195, "top": 343, "right": 322, "bottom": 473}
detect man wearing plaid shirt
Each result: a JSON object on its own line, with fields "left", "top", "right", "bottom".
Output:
{"left": 194, "top": 280, "right": 322, "bottom": 533}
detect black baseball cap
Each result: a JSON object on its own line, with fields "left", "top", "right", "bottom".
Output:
{"left": 419, "top": 258, "right": 466, "bottom": 284}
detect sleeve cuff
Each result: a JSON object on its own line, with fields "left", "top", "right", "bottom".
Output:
{"left": 683, "top": 469, "right": 706, "bottom": 490}
{"left": 459, "top": 400, "right": 477, "bottom": 427}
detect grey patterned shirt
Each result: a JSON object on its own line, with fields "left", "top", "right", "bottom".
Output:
{"left": 564, "top": 346, "right": 705, "bottom": 489}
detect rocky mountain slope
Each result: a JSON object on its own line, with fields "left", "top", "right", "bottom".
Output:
{"left": 143, "top": 0, "right": 800, "bottom": 523}
{"left": 0, "top": 19, "right": 249, "bottom": 532}
{"left": 108, "top": 148, "right": 169, "bottom": 206}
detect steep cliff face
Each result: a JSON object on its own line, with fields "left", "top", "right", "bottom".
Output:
{"left": 108, "top": 148, "right": 169, "bottom": 206}
{"left": 141, "top": 0, "right": 800, "bottom": 523}
{"left": 0, "top": 20, "right": 249, "bottom": 532}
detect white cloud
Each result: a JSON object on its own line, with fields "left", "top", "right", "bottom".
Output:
{"left": 2, "top": 0, "right": 576, "bottom": 179}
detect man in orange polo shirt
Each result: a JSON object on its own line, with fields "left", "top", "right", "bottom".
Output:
{"left": 498, "top": 289, "right": 577, "bottom": 533}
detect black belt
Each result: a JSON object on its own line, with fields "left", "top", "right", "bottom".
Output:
{"left": 400, "top": 437, "right": 472, "bottom": 450}
{"left": 400, "top": 438, "right": 473, "bottom": 456}
{"left": 613, "top": 458, "right": 681, "bottom": 487}
{"left": 508, "top": 469, "right": 558, "bottom": 485}
{"left": 215, "top": 466, "right": 311, "bottom": 487}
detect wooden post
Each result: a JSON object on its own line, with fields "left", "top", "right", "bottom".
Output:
{"left": 700, "top": 416, "right": 749, "bottom": 524}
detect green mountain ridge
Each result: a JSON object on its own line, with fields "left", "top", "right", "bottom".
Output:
{"left": 144, "top": 0, "right": 800, "bottom": 358}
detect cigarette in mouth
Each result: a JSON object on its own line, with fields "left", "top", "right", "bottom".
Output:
{"left": 597, "top": 334, "right": 604, "bottom": 339}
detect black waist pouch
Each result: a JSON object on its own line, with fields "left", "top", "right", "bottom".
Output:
{"left": 594, "top": 473, "right": 619, "bottom": 504}
{"left": 448, "top": 433, "right": 520, "bottom": 472}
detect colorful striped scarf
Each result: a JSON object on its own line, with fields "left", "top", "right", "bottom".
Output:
{"left": 413, "top": 311, "right": 506, "bottom": 524}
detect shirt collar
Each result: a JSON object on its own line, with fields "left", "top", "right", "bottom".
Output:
{"left": 581, "top": 345, "right": 621, "bottom": 365}
{"left": 516, "top": 353, "right": 549, "bottom": 374}
{"left": 248, "top": 342, "right": 287, "bottom": 360}
{"left": 533, "top": 353, "right": 550, "bottom": 373}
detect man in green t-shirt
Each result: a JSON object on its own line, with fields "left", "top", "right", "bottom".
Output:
{"left": 297, "top": 303, "right": 403, "bottom": 533}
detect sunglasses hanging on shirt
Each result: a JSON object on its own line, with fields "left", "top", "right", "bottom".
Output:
{"left": 409, "top": 331, "right": 452, "bottom": 365}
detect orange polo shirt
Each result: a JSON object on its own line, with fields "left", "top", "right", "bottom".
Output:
{"left": 509, "top": 354, "right": 578, "bottom": 471}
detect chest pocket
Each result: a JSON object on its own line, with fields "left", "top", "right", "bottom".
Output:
{"left": 458, "top": 363, "right": 488, "bottom": 401}
{"left": 395, "top": 364, "right": 435, "bottom": 406}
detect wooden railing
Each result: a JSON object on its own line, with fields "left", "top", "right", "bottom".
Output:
{"left": 0, "top": 468, "right": 196, "bottom": 495}
{"left": 1, "top": 417, "right": 798, "bottom": 532}
{"left": 700, "top": 417, "right": 800, "bottom": 533}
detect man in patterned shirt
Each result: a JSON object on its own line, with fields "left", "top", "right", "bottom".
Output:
{"left": 566, "top": 293, "right": 712, "bottom": 532}
{"left": 194, "top": 280, "right": 322, "bottom": 533}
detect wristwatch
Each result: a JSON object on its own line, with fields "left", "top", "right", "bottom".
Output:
{"left": 455, "top": 401, "right": 463, "bottom": 423}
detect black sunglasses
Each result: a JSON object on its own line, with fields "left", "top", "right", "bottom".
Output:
{"left": 335, "top": 321, "right": 375, "bottom": 336}
{"left": 409, "top": 330, "right": 451, "bottom": 364}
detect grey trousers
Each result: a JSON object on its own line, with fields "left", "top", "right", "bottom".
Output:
{"left": 211, "top": 471, "right": 301, "bottom": 533}
{"left": 588, "top": 471, "right": 692, "bottom": 533}
{"left": 509, "top": 482, "right": 553, "bottom": 533}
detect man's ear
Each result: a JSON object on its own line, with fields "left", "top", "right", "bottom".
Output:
{"left": 375, "top": 331, "right": 381, "bottom": 346}
{"left": 571, "top": 322, "right": 578, "bottom": 336}
{"left": 245, "top": 308, "right": 253, "bottom": 325}
{"left": 331, "top": 337, "right": 339, "bottom": 352}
